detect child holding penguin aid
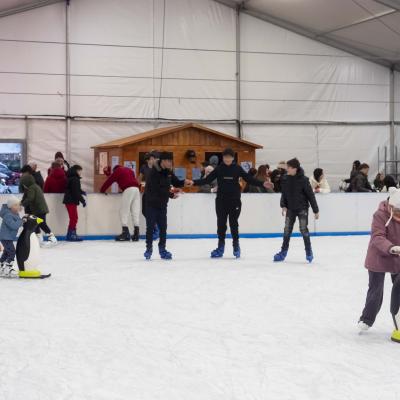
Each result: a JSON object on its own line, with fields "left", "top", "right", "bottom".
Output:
{"left": 358, "top": 187, "right": 400, "bottom": 342}
{"left": 0, "top": 196, "right": 23, "bottom": 276}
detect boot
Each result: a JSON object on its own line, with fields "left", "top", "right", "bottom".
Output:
{"left": 131, "top": 226, "right": 140, "bottom": 242}
{"left": 144, "top": 247, "right": 153, "bottom": 260}
{"left": 66, "top": 229, "right": 83, "bottom": 242}
{"left": 306, "top": 249, "right": 314, "bottom": 263}
{"left": 115, "top": 226, "right": 130, "bottom": 241}
{"left": 273, "top": 250, "right": 288, "bottom": 262}
{"left": 159, "top": 247, "right": 172, "bottom": 260}
{"left": 233, "top": 244, "right": 241, "bottom": 259}
{"left": 211, "top": 245, "right": 225, "bottom": 258}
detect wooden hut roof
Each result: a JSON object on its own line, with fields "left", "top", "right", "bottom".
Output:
{"left": 92, "top": 123, "right": 263, "bottom": 149}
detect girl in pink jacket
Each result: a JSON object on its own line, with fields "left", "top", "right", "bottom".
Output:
{"left": 359, "top": 187, "right": 400, "bottom": 342}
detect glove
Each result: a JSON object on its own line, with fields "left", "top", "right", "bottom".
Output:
{"left": 390, "top": 246, "right": 400, "bottom": 255}
{"left": 81, "top": 191, "right": 87, "bottom": 196}
{"left": 82, "top": 200, "right": 87, "bottom": 208}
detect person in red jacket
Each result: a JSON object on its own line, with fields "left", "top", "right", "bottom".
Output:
{"left": 44, "top": 163, "right": 67, "bottom": 193}
{"left": 100, "top": 165, "right": 141, "bottom": 241}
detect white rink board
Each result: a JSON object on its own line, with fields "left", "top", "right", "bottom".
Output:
{"left": 0, "top": 193, "right": 387, "bottom": 237}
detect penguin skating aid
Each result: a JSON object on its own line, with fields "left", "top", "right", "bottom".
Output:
{"left": 15, "top": 215, "right": 51, "bottom": 279}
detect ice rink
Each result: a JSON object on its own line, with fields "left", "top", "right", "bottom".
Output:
{"left": 1, "top": 236, "right": 399, "bottom": 400}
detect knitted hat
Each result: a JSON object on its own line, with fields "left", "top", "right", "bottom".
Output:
{"left": 7, "top": 196, "right": 20, "bottom": 208}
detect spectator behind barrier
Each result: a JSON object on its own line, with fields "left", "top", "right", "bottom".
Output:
{"left": 310, "top": 168, "right": 331, "bottom": 194}
{"left": 270, "top": 161, "right": 287, "bottom": 193}
{"left": 382, "top": 175, "right": 398, "bottom": 192}
{"left": 351, "top": 163, "right": 374, "bottom": 192}
{"left": 44, "top": 162, "right": 67, "bottom": 193}
{"left": 373, "top": 172, "right": 385, "bottom": 192}
{"left": 198, "top": 166, "right": 217, "bottom": 193}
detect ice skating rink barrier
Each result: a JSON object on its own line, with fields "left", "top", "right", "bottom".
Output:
{"left": 0, "top": 193, "right": 388, "bottom": 239}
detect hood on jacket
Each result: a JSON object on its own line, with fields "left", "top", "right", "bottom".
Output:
{"left": 67, "top": 165, "right": 82, "bottom": 179}
{"left": 51, "top": 167, "right": 66, "bottom": 179}
{"left": 376, "top": 200, "right": 397, "bottom": 227}
{"left": 20, "top": 173, "right": 36, "bottom": 188}
{"left": 0, "top": 203, "right": 9, "bottom": 218}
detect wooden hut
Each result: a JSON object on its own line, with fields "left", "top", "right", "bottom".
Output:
{"left": 92, "top": 123, "right": 263, "bottom": 192}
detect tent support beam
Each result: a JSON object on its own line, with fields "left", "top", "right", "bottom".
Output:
{"left": 65, "top": 0, "right": 71, "bottom": 162}
{"left": 235, "top": 3, "right": 242, "bottom": 139}
{"left": 0, "top": 0, "right": 63, "bottom": 18}
{"left": 390, "top": 67, "right": 396, "bottom": 169}
{"left": 213, "top": 0, "right": 396, "bottom": 71}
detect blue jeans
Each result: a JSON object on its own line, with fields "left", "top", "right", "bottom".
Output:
{"left": 0, "top": 240, "right": 16, "bottom": 263}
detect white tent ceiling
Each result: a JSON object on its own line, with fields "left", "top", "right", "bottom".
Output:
{"left": 1, "top": 0, "right": 399, "bottom": 69}
{"left": 216, "top": 0, "right": 400, "bottom": 69}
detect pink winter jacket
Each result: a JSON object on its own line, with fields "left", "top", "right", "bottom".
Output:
{"left": 365, "top": 200, "right": 400, "bottom": 273}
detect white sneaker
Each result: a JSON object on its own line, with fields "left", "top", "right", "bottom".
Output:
{"left": 358, "top": 321, "right": 370, "bottom": 332}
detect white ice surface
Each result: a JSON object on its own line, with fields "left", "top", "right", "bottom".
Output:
{"left": 1, "top": 236, "right": 399, "bottom": 400}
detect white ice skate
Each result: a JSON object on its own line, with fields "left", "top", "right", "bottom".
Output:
{"left": 358, "top": 321, "right": 370, "bottom": 332}
{"left": 2, "top": 262, "right": 18, "bottom": 278}
{"left": 43, "top": 233, "right": 57, "bottom": 247}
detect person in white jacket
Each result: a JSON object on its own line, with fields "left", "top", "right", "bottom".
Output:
{"left": 310, "top": 168, "right": 331, "bottom": 194}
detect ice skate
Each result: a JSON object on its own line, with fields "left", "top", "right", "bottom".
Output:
{"left": 66, "top": 229, "right": 83, "bottom": 242}
{"left": 144, "top": 247, "right": 153, "bottom": 260}
{"left": 233, "top": 245, "right": 241, "bottom": 259}
{"left": 306, "top": 249, "right": 314, "bottom": 263}
{"left": 273, "top": 250, "right": 287, "bottom": 262}
{"left": 115, "top": 226, "right": 130, "bottom": 241}
{"left": 131, "top": 226, "right": 140, "bottom": 242}
{"left": 2, "top": 262, "right": 17, "bottom": 277}
{"left": 211, "top": 246, "right": 225, "bottom": 258}
{"left": 46, "top": 233, "right": 58, "bottom": 246}
{"left": 159, "top": 248, "right": 172, "bottom": 260}
{"left": 358, "top": 321, "right": 370, "bottom": 332}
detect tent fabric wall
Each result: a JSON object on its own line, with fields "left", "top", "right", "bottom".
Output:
{"left": 0, "top": 0, "right": 394, "bottom": 192}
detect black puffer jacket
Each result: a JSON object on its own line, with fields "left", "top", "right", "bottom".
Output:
{"left": 63, "top": 167, "right": 86, "bottom": 206}
{"left": 280, "top": 168, "right": 319, "bottom": 213}
{"left": 144, "top": 161, "right": 185, "bottom": 209}
{"left": 194, "top": 163, "right": 264, "bottom": 200}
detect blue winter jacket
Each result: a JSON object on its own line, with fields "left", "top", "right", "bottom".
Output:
{"left": 0, "top": 204, "right": 23, "bottom": 241}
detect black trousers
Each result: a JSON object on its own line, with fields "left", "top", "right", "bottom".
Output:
{"left": 34, "top": 213, "right": 51, "bottom": 235}
{"left": 360, "top": 271, "right": 400, "bottom": 327}
{"left": 216, "top": 197, "right": 242, "bottom": 247}
{"left": 145, "top": 206, "right": 167, "bottom": 250}
{"left": 0, "top": 240, "right": 16, "bottom": 263}
{"left": 281, "top": 209, "right": 311, "bottom": 252}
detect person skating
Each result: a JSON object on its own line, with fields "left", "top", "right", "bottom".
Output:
{"left": 274, "top": 158, "right": 319, "bottom": 263}
{"left": 192, "top": 148, "right": 270, "bottom": 259}
{"left": 358, "top": 187, "right": 400, "bottom": 342}
{"left": 0, "top": 196, "right": 23, "bottom": 276}
{"left": 20, "top": 173, "right": 57, "bottom": 246}
{"left": 100, "top": 165, "right": 141, "bottom": 242}
{"left": 63, "top": 165, "right": 86, "bottom": 242}
{"left": 143, "top": 152, "right": 190, "bottom": 260}
{"left": 139, "top": 151, "right": 159, "bottom": 241}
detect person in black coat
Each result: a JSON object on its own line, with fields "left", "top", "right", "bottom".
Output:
{"left": 63, "top": 165, "right": 86, "bottom": 242}
{"left": 274, "top": 158, "right": 319, "bottom": 263}
{"left": 144, "top": 152, "right": 189, "bottom": 260}
{"left": 351, "top": 163, "right": 374, "bottom": 192}
{"left": 192, "top": 148, "right": 269, "bottom": 258}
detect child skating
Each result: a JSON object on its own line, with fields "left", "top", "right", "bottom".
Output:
{"left": 0, "top": 196, "right": 23, "bottom": 276}
{"left": 193, "top": 148, "right": 269, "bottom": 259}
{"left": 358, "top": 187, "right": 400, "bottom": 342}
{"left": 273, "top": 158, "right": 319, "bottom": 263}
{"left": 63, "top": 165, "right": 86, "bottom": 241}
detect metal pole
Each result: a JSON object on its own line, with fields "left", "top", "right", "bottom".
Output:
{"left": 65, "top": 0, "right": 71, "bottom": 162}
{"left": 235, "top": 3, "right": 241, "bottom": 138}
{"left": 390, "top": 67, "right": 395, "bottom": 173}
